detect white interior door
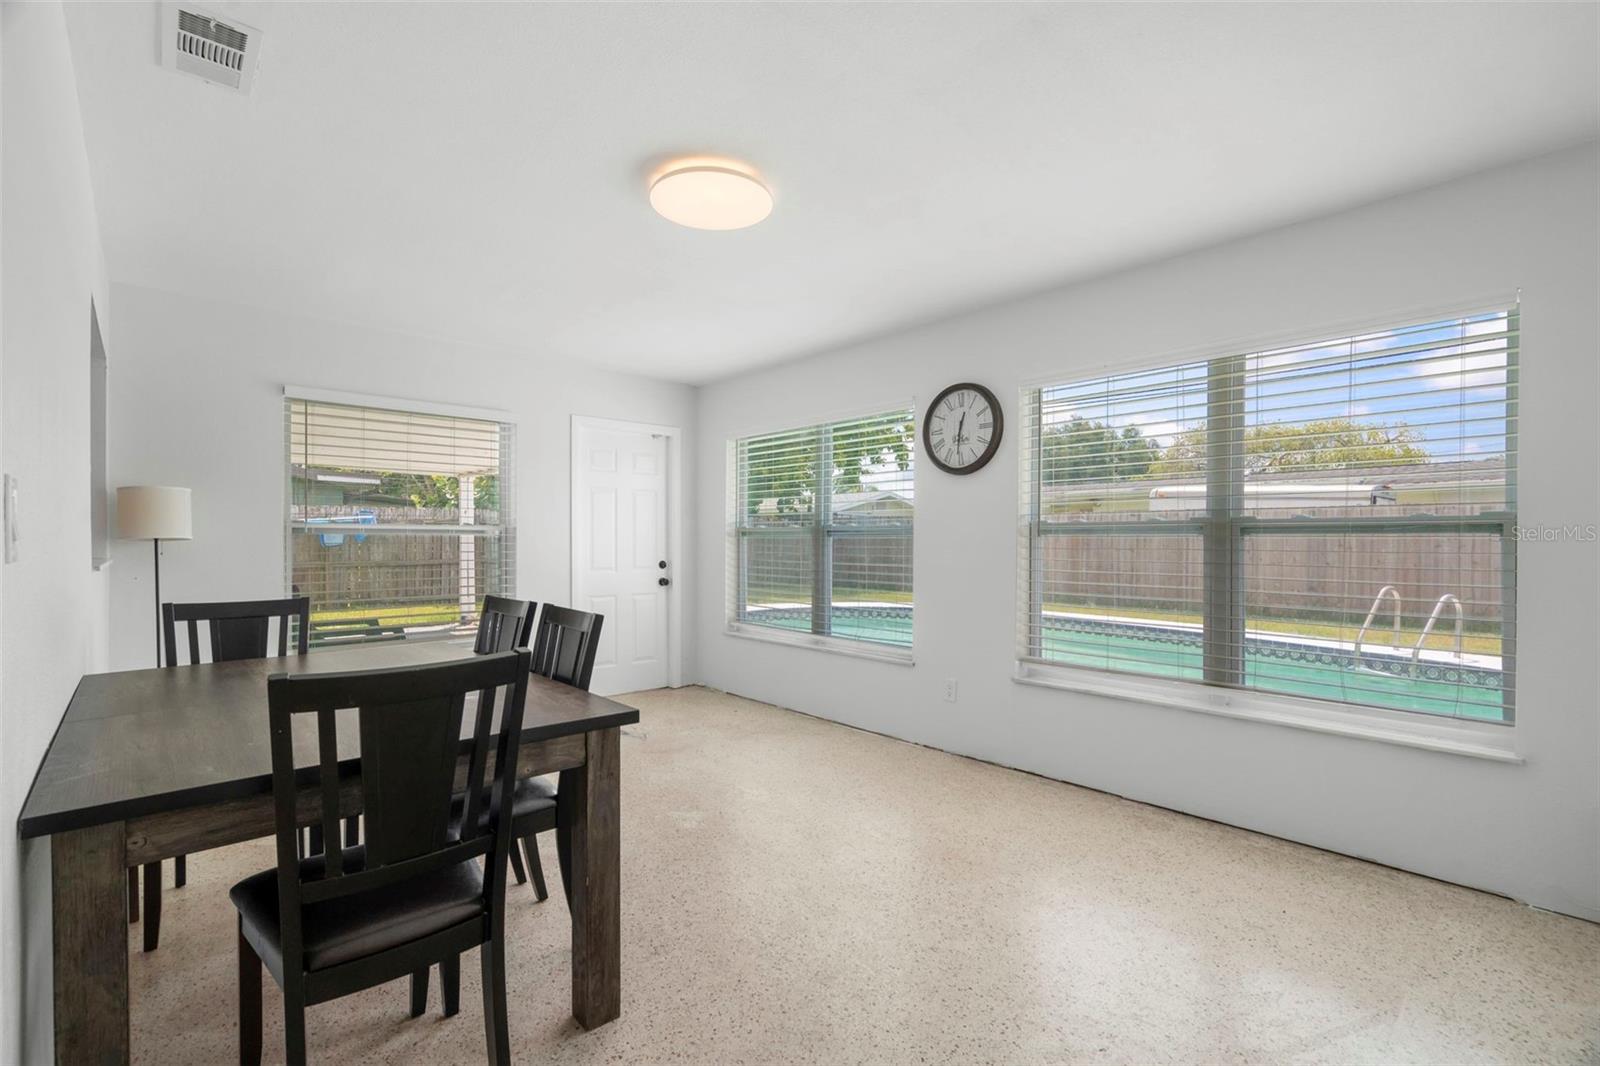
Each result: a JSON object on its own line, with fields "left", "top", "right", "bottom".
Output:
{"left": 572, "top": 420, "right": 671, "bottom": 695}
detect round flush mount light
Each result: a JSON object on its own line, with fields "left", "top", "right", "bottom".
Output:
{"left": 648, "top": 157, "right": 773, "bottom": 230}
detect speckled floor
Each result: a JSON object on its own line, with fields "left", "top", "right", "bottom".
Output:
{"left": 128, "top": 686, "right": 1599, "bottom": 1065}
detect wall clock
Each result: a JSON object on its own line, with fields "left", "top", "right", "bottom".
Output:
{"left": 923, "top": 382, "right": 1003, "bottom": 475}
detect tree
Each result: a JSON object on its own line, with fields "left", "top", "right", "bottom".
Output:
{"left": 1147, "top": 418, "right": 1428, "bottom": 478}
{"left": 1040, "top": 417, "right": 1160, "bottom": 483}
{"left": 376, "top": 472, "right": 498, "bottom": 511}
{"left": 745, "top": 415, "right": 914, "bottom": 518}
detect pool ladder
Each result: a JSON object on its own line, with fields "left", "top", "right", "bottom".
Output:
{"left": 1354, "top": 587, "right": 1463, "bottom": 673}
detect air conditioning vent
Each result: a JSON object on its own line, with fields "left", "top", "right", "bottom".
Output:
{"left": 162, "top": 5, "right": 261, "bottom": 94}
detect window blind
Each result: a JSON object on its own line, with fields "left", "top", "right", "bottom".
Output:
{"left": 1019, "top": 307, "right": 1517, "bottom": 723}
{"left": 730, "top": 408, "right": 915, "bottom": 652}
{"left": 286, "top": 397, "right": 516, "bottom": 647}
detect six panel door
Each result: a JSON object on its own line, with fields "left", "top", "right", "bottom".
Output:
{"left": 574, "top": 423, "right": 670, "bottom": 694}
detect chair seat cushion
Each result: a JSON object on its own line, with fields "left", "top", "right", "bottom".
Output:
{"left": 510, "top": 774, "right": 558, "bottom": 816}
{"left": 230, "top": 845, "right": 484, "bottom": 977}
{"left": 453, "top": 775, "right": 557, "bottom": 831}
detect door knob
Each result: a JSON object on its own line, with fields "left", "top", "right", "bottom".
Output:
{"left": 658, "top": 577, "right": 670, "bottom": 587}
{"left": 658, "top": 560, "right": 668, "bottom": 569}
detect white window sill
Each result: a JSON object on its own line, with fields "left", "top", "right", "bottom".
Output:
{"left": 725, "top": 622, "right": 914, "bottom": 666}
{"left": 1012, "top": 660, "right": 1521, "bottom": 763}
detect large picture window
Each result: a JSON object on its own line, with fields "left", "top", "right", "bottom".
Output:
{"left": 729, "top": 408, "right": 915, "bottom": 655}
{"left": 286, "top": 395, "right": 516, "bottom": 647}
{"left": 1019, "top": 307, "right": 1517, "bottom": 723}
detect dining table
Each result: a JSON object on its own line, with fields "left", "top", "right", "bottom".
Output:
{"left": 17, "top": 639, "right": 639, "bottom": 1065}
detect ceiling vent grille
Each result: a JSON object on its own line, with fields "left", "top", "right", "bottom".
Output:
{"left": 162, "top": 5, "right": 261, "bottom": 94}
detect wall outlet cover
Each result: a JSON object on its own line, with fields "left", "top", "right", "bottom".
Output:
{"left": 4, "top": 475, "right": 18, "bottom": 564}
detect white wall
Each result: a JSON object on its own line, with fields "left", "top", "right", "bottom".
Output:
{"left": 105, "top": 284, "right": 696, "bottom": 676}
{"left": 0, "top": 3, "right": 112, "bottom": 1061}
{"left": 694, "top": 144, "right": 1600, "bottom": 922}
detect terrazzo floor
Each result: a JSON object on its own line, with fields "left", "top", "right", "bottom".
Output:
{"left": 127, "top": 686, "right": 1599, "bottom": 1065}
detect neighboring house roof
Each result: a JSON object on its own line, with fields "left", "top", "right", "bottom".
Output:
{"left": 831, "top": 490, "right": 913, "bottom": 511}
{"left": 1046, "top": 457, "right": 1506, "bottom": 493}
{"left": 1228, "top": 457, "right": 1508, "bottom": 487}
{"left": 1042, "top": 458, "right": 1509, "bottom": 512}
{"left": 752, "top": 489, "right": 914, "bottom": 517}
{"left": 291, "top": 464, "right": 384, "bottom": 485}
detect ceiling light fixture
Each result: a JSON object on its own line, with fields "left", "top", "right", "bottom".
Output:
{"left": 649, "top": 157, "right": 773, "bottom": 230}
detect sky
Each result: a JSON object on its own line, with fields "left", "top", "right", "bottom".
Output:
{"left": 1040, "top": 310, "right": 1515, "bottom": 464}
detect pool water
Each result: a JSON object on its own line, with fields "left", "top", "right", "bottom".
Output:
{"left": 745, "top": 606, "right": 1507, "bottom": 723}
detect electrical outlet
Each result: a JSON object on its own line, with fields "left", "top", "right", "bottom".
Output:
{"left": 943, "top": 679, "right": 958, "bottom": 703}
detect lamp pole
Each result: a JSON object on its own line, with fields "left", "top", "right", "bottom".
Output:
{"left": 153, "top": 538, "right": 162, "bottom": 666}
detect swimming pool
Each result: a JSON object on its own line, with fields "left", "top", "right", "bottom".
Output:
{"left": 742, "top": 605, "right": 1507, "bottom": 723}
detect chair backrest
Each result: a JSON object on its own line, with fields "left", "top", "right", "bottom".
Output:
{"left": 475, "top": 595, "right": 537, "bottom": 655}
{"left": 162, "top": 597, "right": 311, "bottom": 667}
{"left": 265, "top": 650, "right": 530, "bottom": 976}
{"left": 530, "top": 605, "right": 604, "bottom": 691}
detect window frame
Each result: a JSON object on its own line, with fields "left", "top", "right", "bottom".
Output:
{"left": 1018, "top": 306, "right": 1519, "bottom": 734}
{"left": 282, "top": 387, "right": 517, "bottom": 649}
{"left": 728, "top": 407, "right": 916, "bottom": 662}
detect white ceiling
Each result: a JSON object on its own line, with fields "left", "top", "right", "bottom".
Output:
{"left": 64, "top": 2, "right": 1598, "bottom": 385}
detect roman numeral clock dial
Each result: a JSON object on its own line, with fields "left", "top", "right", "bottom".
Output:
{"left": 923, "top": 382, "right": 1003, "bottom": 475}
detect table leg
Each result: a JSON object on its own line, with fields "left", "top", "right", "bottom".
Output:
{"left": 52, "top": 822, "right": 130, "bottom": 1065}
{"left": 557, "top": 726, "right": 620, "bottom": 1029}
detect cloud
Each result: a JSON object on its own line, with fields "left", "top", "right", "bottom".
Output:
{"left": 1408, "top": 315, "right": 1511, "bottom": 391}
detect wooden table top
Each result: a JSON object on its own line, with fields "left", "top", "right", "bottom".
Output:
{"left": 18, "top": 641, "right": 639, "bottom": 839}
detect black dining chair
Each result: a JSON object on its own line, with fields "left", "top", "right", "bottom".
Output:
{"left": 497, "top": 605, "right": 603, "bottom": 903}
{"left": 530, "top": 605, "right": 605, "bottom": 693}
{"left": 440, "top": 596, "right": 560, "bottom": 900}
{"left": 459, "top": 596, "right": 545, "bottom": 888}
{"left": 138, "top": 597, "right": 310, "bottom": 952}
{"left": 233, "top": 649, "right": 531, "bottom": 1066}
{"left": 475, "top": 595, "right": 537, "bottom": 658}
{"left": 424, "top": 605, "right": 603, "bottom": 1016}
{"left": 529, "top": 606, "right": 604, "bottom": 906}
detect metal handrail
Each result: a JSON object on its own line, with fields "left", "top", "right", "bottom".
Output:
{"left": 1412, "top": 594, "right": 1463, "bottom": 671}
{"left": 1354, "top": 586, "right": 1401, "bottom": 668}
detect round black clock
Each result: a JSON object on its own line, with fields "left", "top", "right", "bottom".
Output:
{"left": 923, "top": 382, "right": 1002, "bottom": 475}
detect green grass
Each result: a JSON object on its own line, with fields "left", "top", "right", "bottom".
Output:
{"left": 311, "top": 603, "right": 461, "bottom": 628}
{"left": 835, "top": 588, "right": 913, "bottom": 604}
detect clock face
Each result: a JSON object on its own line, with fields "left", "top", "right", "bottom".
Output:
{"left": 923, "top": 382, "right": 1003, "bottom": 475}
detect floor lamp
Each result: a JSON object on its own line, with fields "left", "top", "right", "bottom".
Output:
{"left": 116, "top": 486, "right": 193, "bottom": 666}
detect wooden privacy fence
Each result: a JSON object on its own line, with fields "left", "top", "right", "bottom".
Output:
{"left": 746, "top": 520, "right": 1504, "bottom": 627}
{"left": 744, "top": 534, "right": 914, "bottom": 597}
{"left": 290, "top": 529, "right": 501, "bottom": 612}
{"left": 1035, "top": 532, "right": 1504, "bottom": 626}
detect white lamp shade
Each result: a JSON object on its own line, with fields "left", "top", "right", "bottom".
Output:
{"left": 116, "top": 486, "right": 192, "bottom": 541}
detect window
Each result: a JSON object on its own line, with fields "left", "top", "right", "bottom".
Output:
{"left": 89, "top": 300, "right": 109, "bottom": 569}
{"left": 1019, "top": 307, "right": 1517, "bottom": 724}
{"left": 286, "top": 395, "right": 516, "bottom": 647}
{"left": 729, "top": 408, "right": 915, "bottom": 656}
